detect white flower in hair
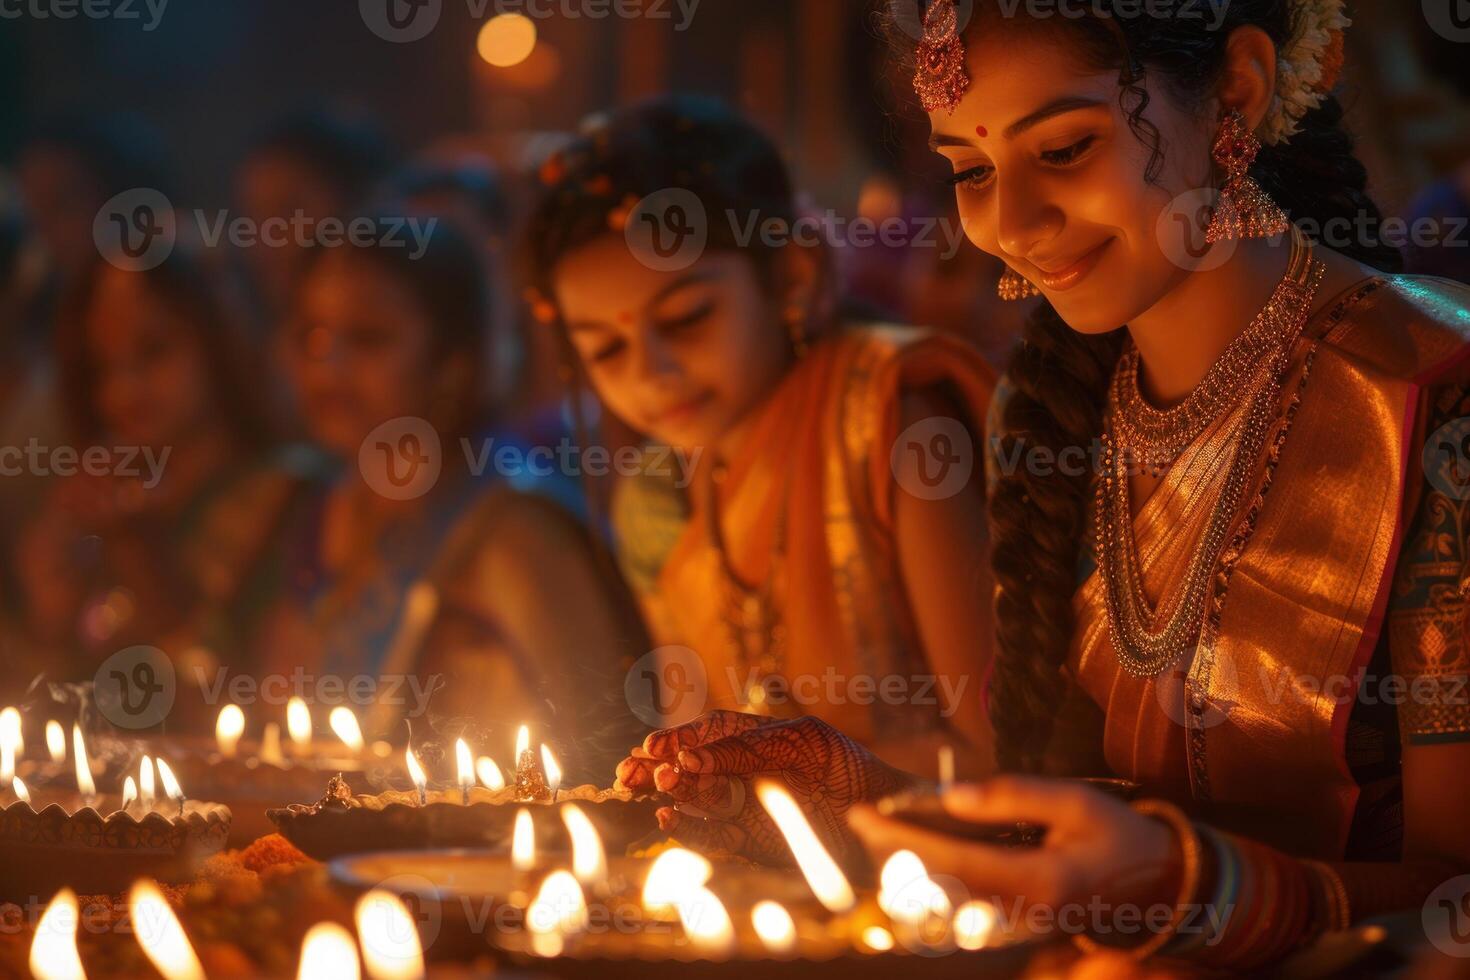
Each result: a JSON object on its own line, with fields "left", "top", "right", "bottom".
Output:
{"left": 1262, "top": 0, "right": 1350, "bottom": 145}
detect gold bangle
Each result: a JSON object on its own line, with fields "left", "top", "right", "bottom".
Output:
{"left": 1073, "top": 799, "right": 1204, "bottom": 960}
{"left": 1302, "top": 859, "right": 1352, "bottom": 932}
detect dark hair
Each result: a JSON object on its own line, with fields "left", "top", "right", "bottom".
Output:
{"left": 56, "top": 251, "right": 269, "bottom": 449}
{"left": 21, "top": 112, "right": 175, "bottom": 200}
{"left": 246, "top": 109, "right": 396, "bottom": 210}
{"left": 889, "top": 0, "right": 1402, "bottom": 772}
{"left": 386, "top": 159, "right": 511, "bottom": 237}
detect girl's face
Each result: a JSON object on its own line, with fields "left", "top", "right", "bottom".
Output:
{"left": 86, "top": 267, "right": 216, "bottom": 451}
{"left": 928, "top": 27, "right": 1215, "bottom": 334}
{"left": 286, "top": 252, "right": 441, "bottom": 457}
{"left": 553, "top": 236, "right": 793, "bottom": 453}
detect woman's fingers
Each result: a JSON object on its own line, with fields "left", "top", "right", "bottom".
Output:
{"left": 677, "top": 719, "right": 813, "bottom": 775}
{"left": 615, "top": 753, "right": 656, "bottom": 789}
{"left": 642, "top": 710, "right": 769, "bottom": 759}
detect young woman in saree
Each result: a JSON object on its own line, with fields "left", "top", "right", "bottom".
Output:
{"left": 622, "top": 1, "right": 1470, "bottom": 969}
{"left": 525, "top": 96, "right": 998, "bottom": 780}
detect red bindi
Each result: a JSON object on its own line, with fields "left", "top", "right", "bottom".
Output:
{"left": 975, "top": 125, "right": 988, "bottom": 138}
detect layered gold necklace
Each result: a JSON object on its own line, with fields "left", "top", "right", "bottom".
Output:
{"left": 1097, "top": 228, "right": 1323, "bottom": 677}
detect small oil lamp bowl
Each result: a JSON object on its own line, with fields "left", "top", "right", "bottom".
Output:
{"left": 268, "top": 775, "right": 665, "bottom": 861}
{"left": 0, "top": 794, "right": 231, "bottom": 903}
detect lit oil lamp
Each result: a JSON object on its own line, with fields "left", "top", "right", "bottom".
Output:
{"left": 560, "top": 803, "right": 607, "bottom": 887}
{"left": 878, "top": 850, "right": 953, "bottom": 950}
{"left": 455, "top": 738, "right": 475, "bottom": 805}
{"left": 513, "top": 725, "right": 549, "bottom": 801}
{"left": 12, "top": 775, "right": 30, "bottom": 805}
{"left": 139, "top": 755, "right": 156, "bottom": 811}
{"left": 287, "top": 698, "right": 313, "bottom": 755}
{"left": 215, "top": 705, "right": 245, "bottom": 759}
{"left": 46, "top": 720, "right": 66, "bottom": 764}
{"left": 642, "top": 847, "right": 713, "bottom": 917}
{"left": 355, "top": 888, "right": 426, "bottom": 980}
{"left": 512, "top": 807, "right": 536, "bottom": 872}
{"left": 476, "top": 756, "right": 505, "bottom": 791}
{"left": 259, "top": 722, "right": 285, "bottom": 766}
{"left": 1, "top": 707, "right": 21, "bottom": 783}
{"left": 751, "top": 900, "right": 797, "bottom": 956}
{"left": 157, "top": 758, "right": 186, "bottom": 818}
{"left": 297, "top": 922, "right": 361, "bottom": 980}
{"left": 129, "top": 879, "right": 204, "bottom": 980}
{"left": 953, "top": 900, "right": 998, "bottom": 951}
{"left": 677, "top": 886, "right": 735, "bottom": 957}
{"left": 860, "top": 925, "right": 895, "bottom": 952}
{"left": 540, "top": 744, "right": 562, "bottom": 803}
{"left": 122, "top": 776, "right": 138, "bottom": 812}
{"left": 330, "top": 707, "right": 365, "bottom": 753}
{"left": 72, "top": 726, "right": 96, "bottom": 807}
{"left": 754, "top": 779, "right": 854, "bottom": 912}
{"left": 404, "top": 747, "right": 428, "bottom": 806}
{"left": 526, "top": 870, "right": 588, "bottom": 957}
{"left": 30, "top": 888, "right": 86, "bottom": 980}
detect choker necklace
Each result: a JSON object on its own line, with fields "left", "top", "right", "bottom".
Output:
{"left": 1097, "top": 227, "right": 1323, "bottom": 677}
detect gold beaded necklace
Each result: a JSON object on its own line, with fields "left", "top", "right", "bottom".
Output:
{"left": 1097, "top": 228, "right": 1323, "bottom": 678}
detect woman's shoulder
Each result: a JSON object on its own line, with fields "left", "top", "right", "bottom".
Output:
{"left": 1314, "top": 274, "right": 1470, "bottom": 381}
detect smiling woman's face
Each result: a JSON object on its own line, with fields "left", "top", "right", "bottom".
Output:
{"left": 929, "top": 25, "right": 1215, "bottom": 333}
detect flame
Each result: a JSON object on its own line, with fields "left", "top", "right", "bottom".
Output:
{"left": 72, "top": 727, "right": 95, "bottom": 800}
{"left": 938, "top": 745, "right": 955, "bottom": 790}
{"left": 296, "top": 922, "right": 360, "bottom": 980}
{"left": 753, "top": 780, "right": 854, "bottom": 912}
{"left": 12, "top": 775, "right": 31, "bottom": 805}
{"left": 512, "top": 808, "right": 535, "bottom": 870}
{"left": 355, "top": 889, "right": 425, "bottom": 980}
{"left": 30, "top": 888, "right": 86, "bottom": 980}
{"left": 215, "top": 705, "right": 245, "bottom": 758}
{"left": 404, "top": 748, "right": 427, "bottom": 796}
{"left": 122, "top": 777, "right": 137, "bottom": 810}
{"left": 1, "top": 707, "right": 21, "bottom": 782}
{"left": 878, "top": 850, "right": 951, "bottom": 925}
{"left": 953, "top": 900, "right": 998, "bottom": 951}
{"left": 46, "top": 720, "right": 66, "bottom": 763}
{"left": 526, "top": 870, "right": 588, "bottom": 937}
{"left": 560, "top": 804, "right": 607, "bottom": 885}
{"left": 751, "top": 901, "right": 796, "bottom": 954}
{"left": 642, "top": 848, "right": 713, "bottom": 911}
{"left": 139, "top": 756, "right": 156, "bottom": 810}
{"left": 330, "top": 707, "right": 364, "bottom": 753}
{"left": 129, "top": 879, "right": 203, "bottom": 980}
{"left": 260, "top": 723, "right": 285, "bottom": 766}
{"left": 455, "top": 739, "right": 474, "bottom": 794}
{"left": 156, "top": 759, "right": 183, "bottom": 803}
{"left": 286, "top": 698, "right": 312, "bottom": 747}
{"left": 515, "top": 724, "right": 529, "bottom": 762}
{"left": 676, "top": 886, "right": 735, "bottom": 955}
{"left": 475, "top": 756, "right": 505, "bottom": 791}
{"left": 860, "top": 925, "right": 895, "bottom": 952}
{"left": 539, "top": 745, "right": 562, "bottom": 793}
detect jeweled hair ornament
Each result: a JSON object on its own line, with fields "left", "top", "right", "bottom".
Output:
{"left": 912, "top": 0, "right": 970, "bottom": 115}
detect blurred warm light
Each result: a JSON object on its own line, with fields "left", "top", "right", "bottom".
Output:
{"left": 857, "top": 175, "right": 903, "bottom": 224}
{"left": 677, "top": 886, "right": 735, "bottom": 955}
{"left": 156, "top": 759, "right": 183, "bottom": 805}
{"left": 330, "top": 707, "right": 364, "bottom": 753}
{"left": 260, "top": 723, "right": 285, "bottom": 766}
{"left": 540, "top": 744, "right": 561, "bottom": 794}
{"left": 1, "top": 707, "right": 21, "bottom": 782}
{"left": 878, "top": 850, "right": 952, "bottom": 926}
{"left": 46, "top": 720, "right": 66, "bottom": 763}
{"left": 754, "top": 780, "right": 854, "bottom": 912}
{"left": 139, "top": 756, "right": 156, "bottom": 810}
{"left": 30, "top": 888, "right": 85, "bottom": 980}
{"left": 560, "top": 804, "right": 607, "bottom": 885}
{"left": 122, "top": 776, "right": 137, "bottom": 810}
{"left": 477, "top": 13, "right": 536, "bottom": 68}
{"left": 215, "top": 705, "right": 245, "bottom": 758}
{"left": 512, "top": 808, "right": 535, "bottom": 870}
{"left": 476, "top": 756, "right": 505, "bottom": 791}
{"left": 72, "top": 727, "right": 95, "bottom": 801}
{"left": 355, "top": 889, "right": 425, "bottom": 980}
{"left": 526, "top": 870, "right": 587, "bottom": 938}
{"left": 404, "top": 748, "right": 427, "bottom": 798}
{"left": 286, "top": 698, "right": 312, "bottom": 748}
{"left": 455, "top": 739, "right": 475, "bottom": 796}
{"left": 860, "top": 925, "right": 895, "bottom": 952}
{"left": 953, "top": 900, "right": 998, "bottom": 951}
{"left": 751, "top": 901, "right": 796, "bottom": 954}
{"left": 297, "top": 922, "right": 360, "bottom": 980}
{"left": 12, "top": 775, "right": 31, "bottom": 805}
{"left": 129, "top": 879, "right": 204, "bottom": 980}
{"left": 515, "top": 724, "right": 529, "bottom": 762}
{"left": 642, "top": 848, "right": 712, "bottom": 911}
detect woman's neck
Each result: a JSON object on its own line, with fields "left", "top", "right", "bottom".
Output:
{"left": 1126, "top": 235, "right": 1297, "bottom": 407}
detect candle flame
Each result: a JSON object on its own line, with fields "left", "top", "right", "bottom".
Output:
{"left": 260, "top": 723, "right": 285, "bottom": 766}
{"left": 454, "top": 739, "right": 474, "bottom": 793}
{"left": 642, "top": 848, "right": 712, "bottom": 911}
{"left": 404, "top": 748, "right": 427, "bottom": 794}
{"left": 12, "top": 775, "right": 31, "bottom": 805}
{"left": 329, "top": 707, "right": 364, "bottom": 753}
{"left": 122, "top": 777, "right": 137, "bottom": 810}
{"left": 676, "top": 886, "right": 735, "bottom": 955}
{"left": 71, "top": 727, "right": 95, "bottom": 800}
{"left": 953, "top": 900, "right": 998, "bottom": 951}
{"left": 46, "top": 720, "right": 66, "bottom": 763}
{"left": 475, "top": 756, "right": 505, "bottom": 791}
{"left": 296, "top": 922, "right": 360, "bottom": 980}
{"left": 526, "top": 870, "right": 588, "bottom": 937}
{"left": 156, "top": 758, "right": 183, "bottom": 803}
{"left": 1, "top": 707, "right": 21, "bottom": 782}
{"left": 860, "top": 925, "right": 895, "bottom": 952}
{"left": 560, "top": 804, "right": 607, "bottom": 885}
{"left": 286, "top": 698, "right": 312, "bottom": 747}
{"left": 751, "top": 901, "right": 796, "bottom": 954}
{"left": 539, "top": 744, "right": 561, "bottom": 792}
{"left": 754, "top": 780, "right": 854, "bottom": 912}
{"left": 139, "top": 756, "right": 156, "bottom": 810}
{"left": 355, "top": 889, "right": 425, "bottom": 980}
{"left": 30, "top": 888, "right": 86, "bottom": 980}
{"left": 515, "top": 724, "right": 529, "bottom": 761}
{"left": 215, "top": 705, "right": 245, "bottom": 758}
{"left": 129, "top": 879, "right": 203, "bottom": 980}
{"left": 512, "top": 807, "right": 535, "bottom": 870}
{"left": 878, "top": 849, "right": 951, "bottom": 926}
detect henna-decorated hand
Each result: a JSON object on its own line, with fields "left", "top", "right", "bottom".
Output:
{"left": 614, "top": 710, "right": 917, "bottom": 865}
